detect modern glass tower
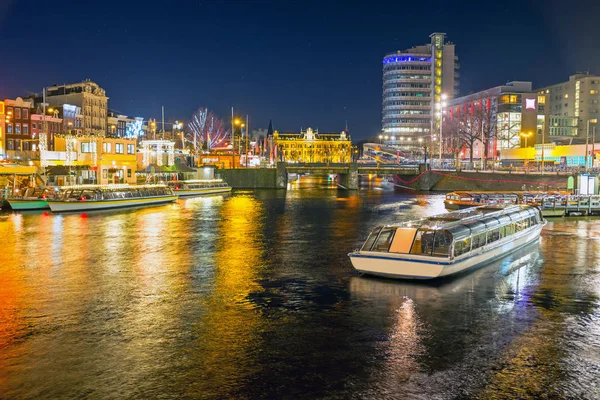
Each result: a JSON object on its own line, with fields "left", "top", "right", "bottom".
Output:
{"left": 382, "top": 33, "right": 459, "bottom": 146}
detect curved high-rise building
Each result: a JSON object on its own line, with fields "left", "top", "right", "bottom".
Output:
{"left": 382, "top": 33, "right": 459, "bottom": 145}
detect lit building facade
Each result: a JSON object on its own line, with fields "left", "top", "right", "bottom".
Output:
{"left": 273, "top": 128, "right": 352, "bottom": 163}
{"left": 52, "top": 136, "right": 138, "bottom": 184}
{"left": 45, "top": 79, "right": 108, "bottom": 137}
{"left": 382, "top": 32, "right": 459, "bottom": 143}
{"left": 536, "top": 73, "right": 600, "bottom": 142}
{"left": 31, "top": 113, "right": 62, "bottom": 151}
{"left": 4, "top": 97, "right": 33, "bottom": 152}
{"left": 447, "top": 82, "right": 540, "bottom": 159}
{"left": 107, "top": 112, "right": 145, "bottom": 139}
{"left": 0, "top": 101, "right": 4, "bottom": 156}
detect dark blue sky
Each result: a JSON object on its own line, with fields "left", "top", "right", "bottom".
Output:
{"left": 1, "top": 0, "right": 598, "bottom": 139}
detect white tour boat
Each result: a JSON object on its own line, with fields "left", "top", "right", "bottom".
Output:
{"left": 46, "top": 184, "right": 177, "bottom": 213}
{"left": 166, "top": 179, "right": 232, "bottom": 197}
{"left": 349, "top": 205, "right": 545, "bottom": 280}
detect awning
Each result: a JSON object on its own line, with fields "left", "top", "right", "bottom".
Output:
{"left": 173, "top": 162, "right": 197, "bottom": 172}
{"left": 0, "top": 163, "right": 37, "bottom": 175}
{"left": 136, "top": 163, "right": 173, "bottom": 174}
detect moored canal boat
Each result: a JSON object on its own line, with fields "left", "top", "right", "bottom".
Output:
{"left": 444, "top": 191, "right": 520, "bottom": 210}
{"left": 46, "top": 184, "right": 177, "bottom": 213}
{"left": 349, "top": 205, "right": 545, "bottom": 280}
{"left": 166, "top": 179, "right": 232, "bottom": 197}
{"left": 6, "top": 188, "right": 56, "bottom": 210}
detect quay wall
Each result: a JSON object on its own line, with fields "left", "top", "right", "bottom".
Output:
{"left": 398, "top": 171, "right": 571, "bottom": 192}
{"left": 217, "top": 165, "right": 287, "bottom": 189}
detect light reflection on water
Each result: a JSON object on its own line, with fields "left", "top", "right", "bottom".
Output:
{"left": 0, "top": 180, "right": 599, "bottom": 399}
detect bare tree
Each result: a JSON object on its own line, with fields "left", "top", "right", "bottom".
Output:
{"left": 186, "top": 108, "right": 230, "bottom": 156}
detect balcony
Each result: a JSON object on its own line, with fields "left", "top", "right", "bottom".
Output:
{"left": 383, "top": 104, "right": 430, "bottom": 111}
{"left": 383, "top": 77, "right": 431, "bottom": 85}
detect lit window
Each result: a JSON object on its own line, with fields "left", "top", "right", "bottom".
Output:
{"left": 22, "top": 109, "right": 28, "bottom": 119}
{"left": 103, "top": 142, "right": 112, "bottom": 153}
{"left": 591, "top": 90, "right": 598, "bottom": 95}
{"left": 127, "top": 144, "right": 135, "bottom": 154}
{"left": 115, "top": 143, "right": 124, "bottom": 154}
{"left": 22, "top": 124, "right": 28, "bottom": 135}
{"left": 7, "top": 124, "right": 13, "bottom": 134}
{"left": 15, "top": 123, "right": 21, "bottom": 134}
{"left": 564, "top": 94, "right": 569, "bottom": 99}
{"left": 14, "top": 108, "right": 21, "bottom": 119}
{"left": 538, "top": 96, "right": 546, "bottom": 104}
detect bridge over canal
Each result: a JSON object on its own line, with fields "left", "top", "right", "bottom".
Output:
{"left": 218, "top": 163, "right": 420, "bottom": 190}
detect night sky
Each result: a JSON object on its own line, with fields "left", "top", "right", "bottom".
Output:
{"left": 1, "top": 0, "right": 599, "bottom": 139}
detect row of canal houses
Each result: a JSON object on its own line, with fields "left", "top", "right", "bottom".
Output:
{"left": 0, "top": 80, "right": 189, "bottom": 186}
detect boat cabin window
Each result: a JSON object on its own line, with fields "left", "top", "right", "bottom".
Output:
{"left": 410, "top": 229, "right": 452, "bottom": 257}
{"left": 371, "top": 227, "right": 396, "bottom": 252}
{"left": 472, "top": 233, "right": 487, "bottom": 249}
{"left": 453, "top": 238, "right": 471, "bottom": 257}
{"left": 361, "top": 227, "right": 382, "bottom": 251}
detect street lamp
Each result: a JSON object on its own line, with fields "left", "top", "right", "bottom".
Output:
{"left": 586, "top": 119, "right": 598, "bottom": 171}
{"left": 520, "top": 131, "right": 532, "bottom": 148}
{"left": 378, "top": 134, "right": 383, "bottom": 144}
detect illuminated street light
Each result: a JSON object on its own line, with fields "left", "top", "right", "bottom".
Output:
{"left": 520, "top": 131, "right": 532, "bottom": 148}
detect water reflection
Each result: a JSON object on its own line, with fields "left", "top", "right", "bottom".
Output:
{"left": 0, "top": 189, "right": 600, "bottom": 398}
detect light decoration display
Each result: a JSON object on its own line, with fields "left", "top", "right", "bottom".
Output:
{"left": 187, "top": 107, "right": 230, "bottom": 153}
{"left": 126, "top": 117, "right": 144, "bottom": 138}
{"left": 140, "top": 140, "right": 175, "bottom": 167}
{"left": 65, "top": 136, "right": 77, "bottom": 166}
{"left": 39, "top": 129, "right": 48, "bottom": 167}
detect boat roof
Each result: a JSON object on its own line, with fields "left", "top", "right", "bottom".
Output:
{"left": 447, "top": 191, "right": 520, "bottom": 195}
{"left": 385, "top": 205, "right": 539, "bottom": 232}
{"left": 59, "top": 184, "right": 168, "bottom": 190}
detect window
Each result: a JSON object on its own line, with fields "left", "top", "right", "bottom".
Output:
{"left": 81, "top": 142, "right": 95, "bottom": 153}
{"left": 103, "top": 142, "right": 112, "bottom": 153}
{"left": 22, "top": 124, "right": 28, "bottom": 135}
{"left": 22, "top": 108, "right": 28, "bottom": 119}
{"left": 127, "top": 169, "right": 132, "bottom": 178}
{"left": 361, "top": 227, "right": 382, "bottom": 251}
{"left": 453, "top": 238, "right": 471, "bottom": 257}
{"left": 7, "top": 124, "right": 12, "bottom": 134}
{"left": 15, "top": 123, "right": 21, "bottom": 134}
{"left": 14, "top": 108, "right": 21, "bottom": 119}
{"left": 32, "top": 123, "right": 36, "bottom": 129}
{"left": 372, "top": 227, "right": 396, "bottom": 252}
{"left": 127, "top": 144, "right": 135, "bottom": 154}
{"left": 6, "top": 107, "right": 13, "bottom": 117}
{"left": 486, "top": 228, "right": 501, "bottom": 243}
{"left": 564, "top": 94, "right": 569, "bottom": 99}
{"left": 115, "top": 143, "right": 124, "bottom": 154}
{"left": 591, "top": 90, "right": 598, "bottom": 95}
{"left": 472, "top": 233, "right": 487, "bottom": 249}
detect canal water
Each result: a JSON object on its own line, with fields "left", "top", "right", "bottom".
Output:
{"left": 1, "top": 177, "right": 599, "bottom": 399}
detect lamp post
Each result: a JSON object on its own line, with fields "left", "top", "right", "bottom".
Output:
{"left": 233, "top": 117, "right": 242, "bottom": 168}
{"left": 520, "top": 131, "right": 532, "bottom": 148}
{"left": 586, "top": 119, "right": 598, "bottom": 171}
{"left": 378, "top": 134, "right": 383, "bottom": 144}
{"left": 245, "top": 115, "right": 249, "bottom": 167}
{"left": 418, "top": 138, "right": 427, "bottom": 168}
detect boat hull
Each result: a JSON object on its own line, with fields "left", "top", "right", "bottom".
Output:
{"left": 175, "top": 187, "right": 232, "bottom": 197}
{"left": 443, "top": 200, "right": 483, "bottom": 210}
{"left": 47, "top": 195, "right": 178, "bottom": 213}
{"left": 349, "top": 224, "right": 543, "bottom": 280}
{"left": 7, "top": 199, "right": 50, "bottom": 210}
